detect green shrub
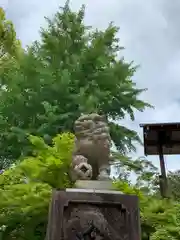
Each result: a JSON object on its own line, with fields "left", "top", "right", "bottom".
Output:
{"left": 0, "top": 132, "right": 74, "bottom": 240}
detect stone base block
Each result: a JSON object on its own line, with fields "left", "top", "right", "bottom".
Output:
{"left": 46, "top": 188, "right": 141, "bottom": 240}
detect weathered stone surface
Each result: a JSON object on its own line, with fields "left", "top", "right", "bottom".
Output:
{"left": 46, "top": 189, "right": 141, "bottom": 240}
{"left": 71, "top": 113, "right": 112, "bottom": 181}
{"left": 74, "top": 180, "right": 114, "bottom": 190}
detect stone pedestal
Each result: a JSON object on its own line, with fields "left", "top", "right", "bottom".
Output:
{"left": 46, "top": 187, "right": 141, "bottom": 240}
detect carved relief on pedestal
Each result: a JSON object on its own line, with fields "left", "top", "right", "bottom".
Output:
{"left": 63, "top": 204, "right": 128, "bottom": 240}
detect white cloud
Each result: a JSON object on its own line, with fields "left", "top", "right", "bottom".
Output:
{"left": 0, "top": 0, "right": 8, "bottom": 9}
{"left": 4, "top": 0, "right": 180, "bottom": 172}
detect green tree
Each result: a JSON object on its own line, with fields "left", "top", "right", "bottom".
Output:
{"left": 0, "top": 7, "right": 22, "bottom": 59}
{"left": 112, "top": 152, "right": 159, "bottom": 194}
{"left": 0, "top": 132, "right": 74, "bottom": 240}
{"left": 0, "top": 2, "right": 151, "bottom": 168}
{"left": 140, "top": 197, "right": 180, "bottom": 240}
{"left": 0, "top": 7, "right": 22, "bottom": 79}
{"left": 168, "top": 170, "right": 180, "bottom": 201}
{"left": 0, "top": 7, "right": 24, "bottom": 169}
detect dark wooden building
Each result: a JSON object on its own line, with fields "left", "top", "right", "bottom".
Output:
{"left": 140, "top": 122, "right": 180, "bottom": 198}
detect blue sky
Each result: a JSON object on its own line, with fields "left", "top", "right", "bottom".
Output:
{"left": 2, "top": 0, "right": 180, "bottom": 173}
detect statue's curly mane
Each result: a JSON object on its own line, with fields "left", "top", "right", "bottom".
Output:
{"left": 72, "top": 113, "right": 111, "bottom": 180}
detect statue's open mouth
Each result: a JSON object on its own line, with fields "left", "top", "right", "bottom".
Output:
{"left": 80, "top": 165, "right": 88, "bottom": 173}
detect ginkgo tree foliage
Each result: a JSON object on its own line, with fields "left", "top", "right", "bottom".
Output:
{"left": 0, "top": 1, "right": 152, "bottom": 168}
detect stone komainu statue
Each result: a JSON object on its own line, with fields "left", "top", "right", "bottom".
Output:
{"left": 71, "top": 113, "right": 111, "bottom": 180}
